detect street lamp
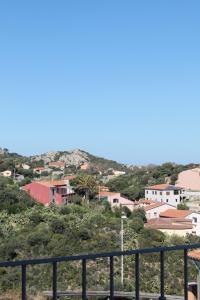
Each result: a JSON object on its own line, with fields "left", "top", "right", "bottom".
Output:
{"left": 121, "top": 213, "right": 127, "bottom": 286}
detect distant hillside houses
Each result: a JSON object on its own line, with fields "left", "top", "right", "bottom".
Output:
{"left": 0, "top": 170, "right": 12, "bottom": 177}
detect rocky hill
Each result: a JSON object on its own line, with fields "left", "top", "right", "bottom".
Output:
{"left": 31, "top": 149, "right": 128, "bottom": 171}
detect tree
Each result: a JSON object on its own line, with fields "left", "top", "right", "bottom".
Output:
{"left": 177, "top": 203, "right": 189, "bottom": 210}
{"left": 74, "top": 175, "right": 98, "bottom": 202}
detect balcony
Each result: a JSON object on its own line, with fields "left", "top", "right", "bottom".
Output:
{"left": 0, "top": 243, "right": 200, "bottom": 300}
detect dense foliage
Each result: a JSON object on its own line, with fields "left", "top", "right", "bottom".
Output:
{"left": 0, "top": 180, "right": 198, "bottom": 298}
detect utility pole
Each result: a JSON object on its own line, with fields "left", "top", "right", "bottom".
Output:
{"left": 121, "top": 214, "right": 127, "bottom": 286}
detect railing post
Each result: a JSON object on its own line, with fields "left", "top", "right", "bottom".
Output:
{"left": 159, "top": 251, "right": 166, "bottom": 300}
{"left": 184, "top": 249, "right": 188, "bottom": 300}
{"left": 82, "top": 259, "right": 87, "bottom": 300}
{"left": 52, "top": 262, "right": 57, "bottom": 300}
{"left": 135, "top": 253, "right": 140, "bottom": 300}
{"left": 22, "top": 264, "right": 26, "bottom": 300}
{"left": 110, "top": 256, "right": 114, "bottom": 300}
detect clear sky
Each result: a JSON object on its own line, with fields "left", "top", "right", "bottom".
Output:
{"left": 0, "top": 1, "right": 200, "bottom": 165}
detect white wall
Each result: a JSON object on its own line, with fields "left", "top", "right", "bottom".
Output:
{"left": 146, "top": 204, "right": 176, "bottom": 219}
{"left": 186, "top": 213, "right": 200, "bottom": 236}
{"left": 145, "top": 189, "right": 184, "bottom": 207}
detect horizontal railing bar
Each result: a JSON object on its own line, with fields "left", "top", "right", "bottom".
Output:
{"left": 0, "top": 243, "right": 199, "bottom": 267}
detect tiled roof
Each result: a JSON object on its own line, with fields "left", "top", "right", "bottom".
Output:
{"left": 145, "top": 184, "right": 182, "bottom": 191}
{"left": 99, "top": 191, "right": 119, "bottom": 197}
{"left": 138, "top": 199, "right": 156, "bottom": 205}
{"left": 188, "top": 250, "right": 200, "bottom": 261}
{"left": 145, "top": 218, "right": 193, "bottom": 230}
{"left": 38, "top": 180, "right": 66, "bottom": 187}
{"left": 144, "top": 202, "right": 166, "bottom": 211}
{"left": 33, "top": 167, "right": 45, "bottom": 171}
{"left": 160, "top": 209, "right": 192, "bottom": 218}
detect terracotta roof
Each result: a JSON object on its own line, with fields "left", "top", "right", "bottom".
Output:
{"left": 138, "top": 199, "right": 156, "bottom": 205}
{"left": 145, "top": 218, "right": 193, "bottom": 230}
{"left": 38, "top": 180, "right": 66, "bottom": 188}
{"left": 160, "top": 209, "right": 193, "bottom": 218}
{"left": 33, "top": 167, "right": 45, "bottom": 171}
{"left": 144, "top": 202, "right": 166, "bottom": 211}
{"left": 145, "top": 184, "right": 182, "bottom": 191}
{"left": 99, "top": 191, "right": 120, "bottom": 197}
{"left": 188, "top": 250, "right": 200, "bottom": 261}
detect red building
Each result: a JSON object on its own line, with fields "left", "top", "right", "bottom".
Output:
{"left": 23, "top": 180, "right": 74, "bottom": 206}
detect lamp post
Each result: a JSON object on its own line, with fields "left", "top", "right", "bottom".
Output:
{"left": 121, "top": 213, "right": 127, "bottom": 286}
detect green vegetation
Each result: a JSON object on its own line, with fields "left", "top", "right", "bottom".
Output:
{"left": 0, "top": 178, "right": 198, "bottom": 297}
{"left": 0, "top": 151, "right": 199, "bottom": 298}
{"left": 107, "top": 162, "right": 198, "bottom": 200}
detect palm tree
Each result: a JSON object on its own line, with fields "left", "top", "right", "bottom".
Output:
{"left": 75, "top": 175, "right": 98, "bottom": 203}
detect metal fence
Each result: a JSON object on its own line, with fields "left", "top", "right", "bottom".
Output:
{"left": 0, "top": 243, "right": 200, "bottom": 300}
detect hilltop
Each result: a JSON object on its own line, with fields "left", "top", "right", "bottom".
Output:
{"left": 30, "top": 148, "right": 128, "bottom": 172}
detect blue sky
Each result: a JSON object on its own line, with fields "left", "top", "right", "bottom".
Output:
{"left": 0, "top": 1, "right": 200, "bottom": 165}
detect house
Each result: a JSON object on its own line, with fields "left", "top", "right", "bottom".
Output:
{"left": 176, "top": 168, "right": 200, "bottom": 192}
{"left": 23, "top": 180, "right": 74, "bottom": 206}
{"left": 176, "top": 168, "right": 200, "bottom": 211}
{"left": 145, "top": 184, "right": 185, "bottom": 207}
{"left": 160, "top": 209, "right": 200, "bottom": 236}
{"left": 134, "top": 199, "right": 156, "bottom": 209}
{"left": 0, "top": 170, "right": 12, "bottom": 177}
{"left": 33, "top": 167, "right": 51, "bottom": 175}
{"left": 99, "top": 191, "right": 135, "bottom": 211}
{"left": 48, "top": 161, "right": 65, "bottom": 170}
{"left": 113, "top": 170, "right": 126, "bottom": 176}
{"left": 33, "top": 167, "right": 46, "bottom": 174}
{"left": 145, "top": 218, "right": 193, "bottom": 236}
{"left": 22, "top": 164, "right": 30, "bottom": 170}
{"left": 144, "top": 202, "right": 176, "bottom": 219}
{"left": 62, "top": 175, "right": 76, "bottom": 186}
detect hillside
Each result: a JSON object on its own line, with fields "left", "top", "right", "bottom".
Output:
{"left": 31, "top": 149, "right": 128, "bottom": 171}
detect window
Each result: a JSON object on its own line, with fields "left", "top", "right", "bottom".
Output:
{"left": 146, "top": 191, "right": 148, "bottom": 194}
{"left": 166, "top": 199, "right": 168, "bottom": 202}
{"left": 152, "top": 191, "right": 154, "bottom": 195}
{"left": 166, "top": 192, "right": 170, "bottom": 196}
{"left": 160, "top": 192, "right": 162, "bottom": 195}
{"left": 174, "top": 190, "right": 179, "bottom": 195}
{"left": 155, "top": 191, "right": 157, "bottom": 195}
{"left": 175, "top": 199, "right": 177, "bottom": 202}
{"left": 113, "top": 198, "right": 119, "bottom": 204}
{"left": 154, "top": 212, "right": 157, "bottom": 217}
{"left": 193, "top": 217, "right": 197, "bottom": 223}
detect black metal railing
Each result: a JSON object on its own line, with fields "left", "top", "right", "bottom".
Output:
{"left": 0, "top": 243, "right": 200, "bottom": 300}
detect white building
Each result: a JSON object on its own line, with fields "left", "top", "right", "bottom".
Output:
{"left": 0, "top": 170, "right": 12, "bottom": 177}
{"left": 22, "top": 164, "right": 30, "bottom": 170}
{"left": 99, "top": 191, "right": 135, "bottom": 211}
{"left": 144, "top": 202, "right": 176, "bottom": 219}
{"left": 145, "top": 218, "right": 194, "bottom": 237}
{"left": 145, "top": 184, "right": 185, "bottom": 207}
{"left": 160, "top": 209, "right": 200, "bottom": 236}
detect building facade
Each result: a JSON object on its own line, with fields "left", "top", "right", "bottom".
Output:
{"left": 145, "top": 184, "right": 185, "bottom": 207}
{"left": 23, "top": 180, "right": 74, "bottom": 206}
